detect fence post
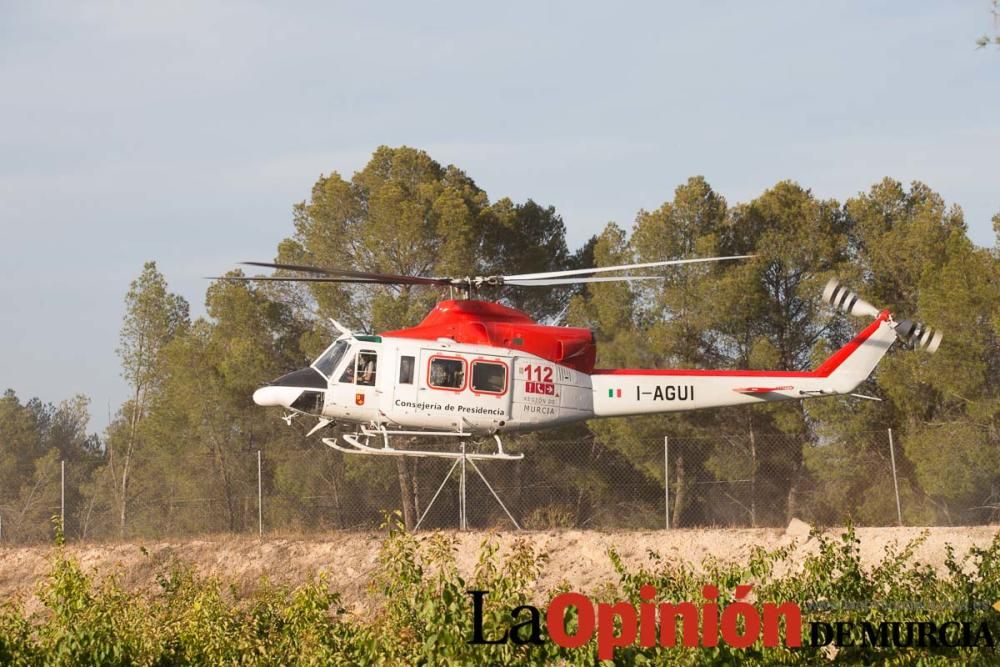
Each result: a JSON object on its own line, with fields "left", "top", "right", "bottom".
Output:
{"left": 664, "top": 436, "right": 670, "bottom": 530}
{"left": 887, "top": 428, "right": 903, "bottom": 526}
{"left": 61, "top": 459, "right": 65, "bottom": 532}
{"left": 257, "top": 449, "right": 264, "bottom": 537}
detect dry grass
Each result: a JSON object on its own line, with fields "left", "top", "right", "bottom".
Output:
{"left": 1, "top": 524, "right": 997, "bottom": 614}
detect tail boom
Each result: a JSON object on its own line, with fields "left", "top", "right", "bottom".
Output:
{"left": 591, "top": 312, "right": 897, "bottom": 418}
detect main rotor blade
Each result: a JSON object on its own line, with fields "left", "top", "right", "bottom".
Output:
{"left": 504, "top": 276, "right": 666, "bottom": 286}
{"left": 240, "top": 261, "right": 451, "bottom": 286}
{"left": 208, "top": 275, "right": 399, "bottom": 285}
{"left": 505, "top": 254, "right": 754, "bottom": 281}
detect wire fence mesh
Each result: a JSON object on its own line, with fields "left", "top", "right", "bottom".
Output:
{"left": 1, "top": 428, "right": 996, "bottom": 545}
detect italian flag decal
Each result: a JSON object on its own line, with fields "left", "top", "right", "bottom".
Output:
{"left": 608, "top": 388, "right": 622, "bottom": 398}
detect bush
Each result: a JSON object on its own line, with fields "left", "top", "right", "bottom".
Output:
{"left": 1, "top": 523, "right": 998, "bottom": 665}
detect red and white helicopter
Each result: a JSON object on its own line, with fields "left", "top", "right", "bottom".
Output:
{"left": 236, "top": 259, "right": 941, "bottom": 462}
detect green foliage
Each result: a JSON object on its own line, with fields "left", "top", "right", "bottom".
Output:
{"left": 117, "top": 261, "right": 190, "bottom": 393}
{"left": 105, "top": 262, "right": 192, "bottom": 539}
{"left": 101, "top": 153, "right": 1000, "bottom": 529}
{"left": 1, "top": 528, "right": 998, "bottom": 664}
{"left": 0, "top": 391, "right": 101, "bottom": 543}
{"left": 767, "top": 527, "right": 1000, "bottom": 665}
{"left": 480, "top": 197, "right": 573, "bottom": 318}
{"left": 3, "top": 148, "right": 999, "bottom": 539}
{"left": 5, "top": 548, "right": 347, "bottom": 665}
{"left": 281, "top": 145, "right": 487, "bottom": 334}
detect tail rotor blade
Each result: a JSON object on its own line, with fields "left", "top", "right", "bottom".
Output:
{"left": 895, "top": 320, "right": 944, "bottom": 354}
{"left": 822, "top": 278, "right": 881, "bottom": 318}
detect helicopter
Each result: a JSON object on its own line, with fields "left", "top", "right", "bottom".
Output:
{"left": 225, "top": 259, "right": 942, "bottom": 462}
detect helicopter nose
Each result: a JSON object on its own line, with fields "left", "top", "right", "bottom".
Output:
{"left": 253, "top": 367, "right": 328, "bottom": 407}
{"left": 252, "top": 385, "right": 303, "bottom": 407}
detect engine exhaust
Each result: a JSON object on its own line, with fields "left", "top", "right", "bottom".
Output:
{"left": 822, "top": 279, "right": 881, "bottom": 318}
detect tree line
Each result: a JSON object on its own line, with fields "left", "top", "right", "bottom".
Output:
{"left": 1, "top": 146, "right": 997, "bottom": 540}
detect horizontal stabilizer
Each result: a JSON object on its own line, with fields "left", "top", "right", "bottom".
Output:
{"left": 733, "top": 385, "right": 794, "bottom": 394}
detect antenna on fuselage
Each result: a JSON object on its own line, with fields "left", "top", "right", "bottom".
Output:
{"left": 328, "top": 318, "right": 354, "bottom": 338}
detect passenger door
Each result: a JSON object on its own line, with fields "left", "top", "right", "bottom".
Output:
{"left": 390, "top": 347, "right": 419, "bottom": 416}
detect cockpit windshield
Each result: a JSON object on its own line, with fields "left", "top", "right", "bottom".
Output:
{"left": 312, "top": 340, "right": 349, "bottom": 379}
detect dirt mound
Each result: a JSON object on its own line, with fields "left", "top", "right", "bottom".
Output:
{"left": 1, "top": 525, "right": 996, "bottom": 612}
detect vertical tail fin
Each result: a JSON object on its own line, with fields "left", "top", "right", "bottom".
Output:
{"left": 820, "top": 278, "right": 943, "bottom": 392}
{"left": 821, "top": 313, "right": 897, "bottom": 393}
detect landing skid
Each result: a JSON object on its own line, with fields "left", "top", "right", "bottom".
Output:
{"left": 321, "top": 426, "right": 522, "bottom": 530}
{"left": 321, "top": 425, "right": 523, "bottom": 461}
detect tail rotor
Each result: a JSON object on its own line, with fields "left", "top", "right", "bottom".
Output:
{"left": 893, "top": 319, "right": 943, "bottom": 354}
{"left": 822, "top": 278, "right": 943, "bottom": 354}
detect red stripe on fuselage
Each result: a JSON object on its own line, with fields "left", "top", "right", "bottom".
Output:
{"left": 591, "top": 311, "right": 889, "bottom": 378}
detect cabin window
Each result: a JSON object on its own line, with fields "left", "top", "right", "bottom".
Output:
{"left": 339, "top": 350, "right": 378, "bottom": 386}
{"left": 471, "top": 361, "right": 507, "bottom": 394}
{"left": 399, "top": 355, "right": 415, "bottom": 384}
{"left": 428, "top": 357, "right": 466, "bottom": 390}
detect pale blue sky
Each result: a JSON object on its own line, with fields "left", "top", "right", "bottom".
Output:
{"left": 1, "top": 1, "right": 997, "bottom": 433}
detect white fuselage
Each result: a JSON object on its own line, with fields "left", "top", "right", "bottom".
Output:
{"left": 321, "top": 336, "right": 593, "bottom": 434}
{"left": 301, "top": 314, "right": 898, "bottom": 435}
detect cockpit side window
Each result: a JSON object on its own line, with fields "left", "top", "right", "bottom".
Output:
{"left": 313, "top": 340, "right": 349, "bottom": 379}
{"left": 339, "top": 350, "right": 378, "bottom": 386}
{"left": 357, "top": 350, "right": 377, "bottom": 386}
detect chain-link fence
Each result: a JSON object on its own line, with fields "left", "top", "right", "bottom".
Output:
{"left": 1, "top": 429, "right": 997, "bottom": 544}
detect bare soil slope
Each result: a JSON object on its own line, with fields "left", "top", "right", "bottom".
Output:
{"left": 1, "top": 525, "right": 996, "bottom": 612}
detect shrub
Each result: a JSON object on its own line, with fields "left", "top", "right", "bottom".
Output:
{"left": 1, "top": 524, "right": 997, "bottom": 665}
